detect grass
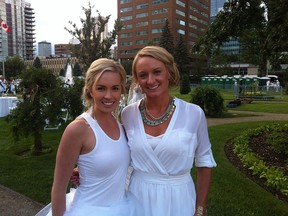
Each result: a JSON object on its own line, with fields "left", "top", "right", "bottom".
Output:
{"left": 0, "top": 89, "right": 288, "bottom": 215}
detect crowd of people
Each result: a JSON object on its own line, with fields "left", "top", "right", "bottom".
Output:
{"left": 0, "top": 77, "right": 17, "bottom": 96}
{"left": 36, "top": 46, "right": 217, "bottom": 216}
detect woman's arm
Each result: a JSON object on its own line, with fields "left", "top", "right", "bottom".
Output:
{"left": 51, "top": 121, "right": 84, "bottom": 216}
{"left": 195, "top": 167, "right": 212, "bottom": 216}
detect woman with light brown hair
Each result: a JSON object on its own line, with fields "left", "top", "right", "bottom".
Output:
{"left": 122, "top": 46, "right": 217, "bottom": 216}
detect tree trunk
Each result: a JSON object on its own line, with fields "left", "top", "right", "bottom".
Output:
{"left": 34, "top": 132, "right": 42, "bottom": 153}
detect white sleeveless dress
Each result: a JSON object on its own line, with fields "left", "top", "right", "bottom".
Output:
{"left": 36, "top": 111, "right": 141, "bottom": 216}
{"left": 122, "top": 98, "right": 217, "bottom": 216}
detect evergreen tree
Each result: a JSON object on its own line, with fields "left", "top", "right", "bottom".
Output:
{"left": 174, "top": 35, "right": 190, "bottom": 76}
{"left": 180, "top": 73, "right": 191, "bottom": 95}
{"left": 33, "top": 57, "right": 42, "bottom": 69}
{"left": 7, "top": 68, "right": 61, "bottom": 153}
{"left": 73, "top": 62, "right": 83, "bottom": 77}
{"left": 65, "top": 2, "right": 123, "bottom": 70}
{"left": 159, "top": 19, "right": 174, "bottom": 55}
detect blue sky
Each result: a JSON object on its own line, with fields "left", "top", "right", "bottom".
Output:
{"left": 28, "top": 0, "right": 117, "bottom": 45}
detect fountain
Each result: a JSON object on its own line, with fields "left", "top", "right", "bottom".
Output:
{"left": 64, "top": 63, "right": 74, "bottom": 85}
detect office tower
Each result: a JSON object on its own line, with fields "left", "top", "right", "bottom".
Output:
{"left": 38, "top": 41, "right": 51, "bottom": 57}
{"left": 117, "top": 0, "right": 210, "bottom": 61}
{"left": 0, "top": 0, "right": 35, "bottom": 61}
{"left": 210, "top": 0, "right": 226, "bottom": 17}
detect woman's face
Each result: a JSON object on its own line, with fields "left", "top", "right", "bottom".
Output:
{"left": 90, "top": 71, "right": 122, "bottom": 114}
{"left": 135, "top": 56, "right": 170, "bottom": 98}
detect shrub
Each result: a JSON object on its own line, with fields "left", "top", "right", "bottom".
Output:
{"left": 190, "top": 85, "right": 225, "bottom": 117}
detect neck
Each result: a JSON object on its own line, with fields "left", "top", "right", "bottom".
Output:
{"left": 145, "top": 95, "right": 171, "bottom": 109}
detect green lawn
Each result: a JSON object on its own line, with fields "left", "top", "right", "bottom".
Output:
{"left": 0, "top": 88, "right": 287, "bottom": 215}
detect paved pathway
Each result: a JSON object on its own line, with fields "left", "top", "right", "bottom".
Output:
{"left": 1, "top": 110, "right": 288, "bottom": 216}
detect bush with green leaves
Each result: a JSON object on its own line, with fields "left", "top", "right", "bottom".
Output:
{"left": 190, "top": 85, "right": 225, "bottom": 117}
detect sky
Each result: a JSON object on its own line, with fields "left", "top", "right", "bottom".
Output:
{"left": 28, "top": 0, "right": 117, "bottom": 45}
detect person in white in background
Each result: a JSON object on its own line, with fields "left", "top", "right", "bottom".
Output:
{"left": 127, "top": 83, "right": 145, "bottom": 105}
{"left": 10, "top": 79, "right": 16, "bottom": 96}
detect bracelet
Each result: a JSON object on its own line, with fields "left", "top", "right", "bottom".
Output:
{"left": 194, "top": 206, "right": 204, "bottom": 216}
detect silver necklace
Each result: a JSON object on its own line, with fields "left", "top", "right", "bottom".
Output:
{"left": 139, "top": 97, "right": 175, "bottom": 126}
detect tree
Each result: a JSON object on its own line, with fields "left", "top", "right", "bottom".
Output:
{"left": 180, "top": 73, "right": 191, "bottom": 94}
{"left": 193, "top": 0, "right": 288, "bottom": 76}
{"left": 65, "top": 2, "right": 123, "bottom": 70}
{"left": 73, "top": 62, "right": 83, "bottom": 77}
{"left": 159, "top": 19, "right": 174, "bottom": 55}
{"left": 7, "top": 67, "right": 61, "bottom": 153}
{"left": 33, "top": 57, "right": 42, "bottom": 68}
{"left": 2, "top": 55, "right": 26, "bottom": 79}
{"left": 174, "top": 35, "right": 190, "bottom": 76}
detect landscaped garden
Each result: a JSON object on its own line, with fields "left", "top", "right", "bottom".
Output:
{"left": 0, "top": 88, "right": 287, "bottom": 215}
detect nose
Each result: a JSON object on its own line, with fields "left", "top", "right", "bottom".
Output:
{"left": 147, "top": 74, "right": 155, "bottom": 84}
{"left": 104, "top": 89, "right": 113, "bottom": 98}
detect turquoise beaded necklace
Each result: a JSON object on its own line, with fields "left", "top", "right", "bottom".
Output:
{"left": 139, "top": 97, "right": 175, "bottom": 126}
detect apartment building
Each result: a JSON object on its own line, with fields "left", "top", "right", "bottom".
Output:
{"left": 0, "top": 0, "right": 35, "bottom": 61}
{"left": 117, "top": 0, "right": 210, "bottom": 62}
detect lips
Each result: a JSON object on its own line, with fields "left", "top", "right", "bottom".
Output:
{"left": 146, "top": 84, "right": 159, "bottom": 90}
{"left": 102, "top": 101, "right": 114, "bottom": 106}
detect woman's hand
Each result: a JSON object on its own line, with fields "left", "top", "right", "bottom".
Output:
{"left": 70, "top": 167, "right": 80, "bottom": 187}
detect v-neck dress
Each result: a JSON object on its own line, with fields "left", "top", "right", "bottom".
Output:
{"left": 36, "top": 111, "right": 142, "bottom": 216}
{"left": 121, "top": 98, "right": 217, "bottom": 216}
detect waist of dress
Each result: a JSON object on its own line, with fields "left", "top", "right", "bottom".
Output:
{"left": 132, "top": 170, "right": 192, "bottom": 185}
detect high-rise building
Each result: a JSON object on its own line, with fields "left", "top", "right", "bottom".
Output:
{"left": 210, "top": 0, "right": 226, "bottom": 17}
{"left": 210, "top": 0, "right": 241, "bottom": 58}
{"left": 38, "top": 41, "right": 52, "bottom": 57}
{"left": 117, "top": 0, "right": 210, "bottom": 62}
{"left": 0, "top": 0, "right": 35, "bottom": 61}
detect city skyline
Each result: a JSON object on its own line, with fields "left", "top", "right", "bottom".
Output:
{"left": 29, "top": 0, "right": 117, "bottom": 45}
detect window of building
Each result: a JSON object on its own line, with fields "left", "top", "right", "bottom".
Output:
{"left": 178, "top": 19, "right": 185, "bottom": 26}
{"left": 152, "top": 8, "right": 168, "bottom": 15}
{"left": 120, "top": 41, "right": 133, "bottom": 46}
{"left": 120, "top": 0, "right": 132, "bottom": 4}
{"left": 176, "top": 0, "right": 185, "bottom": 7}
{"left": 136, "top": 21, "right": 149, "bottom": 27}
{"left": 120, "top": 15, "right": 132, "bottom": 21}
{"left": 123, "top": 24, "right": 133, "bottom": 29}
{"left": 152, "top": 28, "right": 163, "bottom": 34}
{"left": 136, "top": 39, "right": 148, "bottom": 45}
{"left": 152, "top": 0, "right": 168, "bottom": 5}
{"left": 135, "top": 30, "right": 148, "bottom": 36}
{"left": 120, "top": 7, "right": 132, "bottom": 13}
{"left": 190, "top": 0, "right": 208, "bottom": 10}
{"left": 136, "top": 3, "right": 148, "bottom": 9}
{"left": 177, "top": 29, "right": 185, "bottom": 35}
{"left": 136, "top": 12, "right": 149, "bottom": 18}
{"left": 120, "top": 33, "right": 133, "bottom": 38}
{"left": 176, "top": 9, "right": 185, "bottom": 17}
{"left": 152, "top": 18, "right": 166, "bottom": 24}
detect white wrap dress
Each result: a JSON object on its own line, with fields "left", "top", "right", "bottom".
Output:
{"left": 122, "top": 98, "right": 217, "bottom": 216}
{"left": 36, "top": 111, "right": 141, "bottom": 216}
